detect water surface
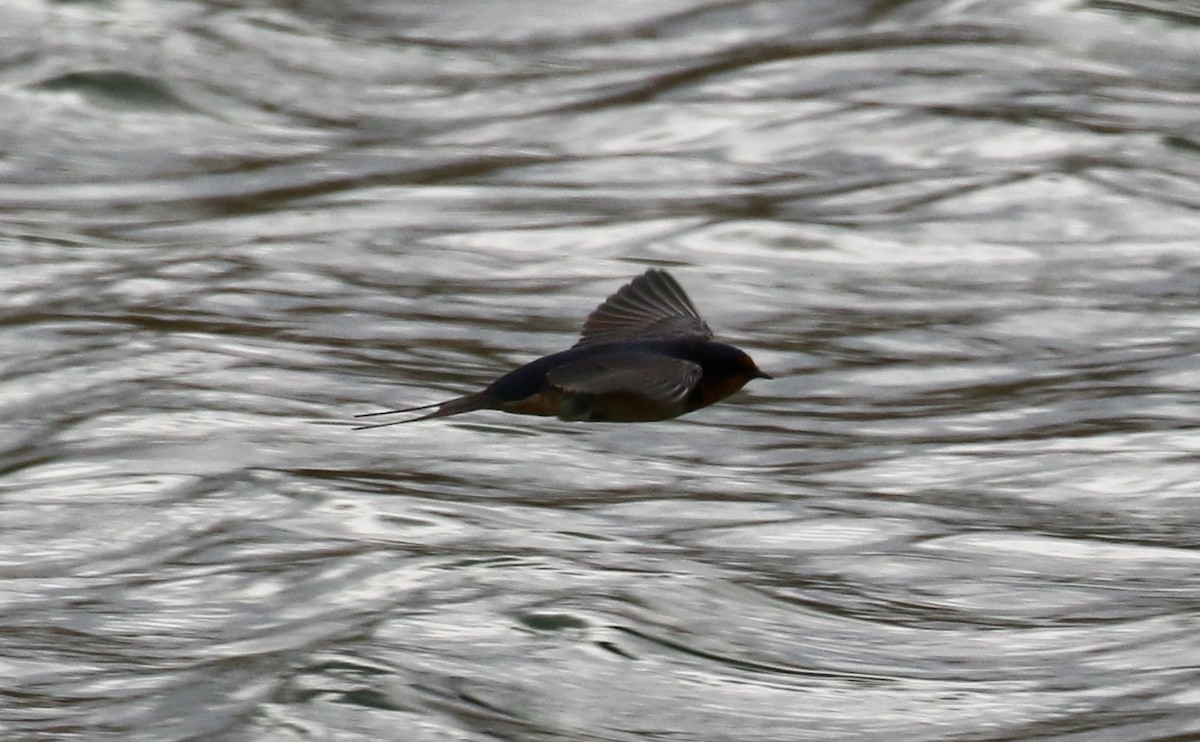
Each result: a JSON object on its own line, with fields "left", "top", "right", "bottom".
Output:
{"left": 3, "top": 1, "right": 1200, "bottom": 739}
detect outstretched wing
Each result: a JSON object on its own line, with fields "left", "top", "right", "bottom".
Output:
{"left": 547, "top": 353, "right": 702, "bottom": 405}
{"left": 573, "top": 269, "right": 712, "bottom": 348}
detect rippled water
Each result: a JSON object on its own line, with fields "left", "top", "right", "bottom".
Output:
{"left": 4, "top": 1, "right": 1200, "bottom": 740}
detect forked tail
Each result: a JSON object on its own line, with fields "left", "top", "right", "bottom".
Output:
{"left": 352, "top": 393, "right": 493, "bottom": 430}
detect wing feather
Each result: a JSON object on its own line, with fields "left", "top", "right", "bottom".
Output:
{"left": 574, "top": 269, "right": 711, "bottom": 347}
{"left": 547, "top": 354, "right": 702, "bottom": 404}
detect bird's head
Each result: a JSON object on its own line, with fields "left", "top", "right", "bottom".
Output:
{"left": 692, "top": 343, "right": 771, "bottom": 407}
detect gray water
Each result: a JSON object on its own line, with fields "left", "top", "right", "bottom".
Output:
{"left": 4, "top": 1, "right": 1200, "bottom": 740}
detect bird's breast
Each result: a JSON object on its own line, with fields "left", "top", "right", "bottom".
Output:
{"left": 689, "top": 373, "right": 751, "bottom": 411}
{"left": 500, "top": 387, "right": 686, "bottom": 422}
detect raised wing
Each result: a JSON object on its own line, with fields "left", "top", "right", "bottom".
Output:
{"left": 573, "top": 269, "right": 712, "bottom": 348}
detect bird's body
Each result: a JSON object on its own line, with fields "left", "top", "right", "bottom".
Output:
{"left": 355, "top": 269, "right": 769, "bottom": 428}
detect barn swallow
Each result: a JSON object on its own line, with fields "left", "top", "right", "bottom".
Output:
{"left": 354, "top": 269, "right": 770, "bottom": 428}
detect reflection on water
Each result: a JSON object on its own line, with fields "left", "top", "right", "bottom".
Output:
{"left": 4, "top": 1, "right": 1200, "bottom": 740}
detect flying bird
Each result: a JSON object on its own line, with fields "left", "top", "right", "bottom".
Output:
{"left": 354, "top": 269, "right": 770, "bottom": 428}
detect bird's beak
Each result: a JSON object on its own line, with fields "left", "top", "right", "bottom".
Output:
{"left": 754, "top": 369, "right": 773, "bottom": 380}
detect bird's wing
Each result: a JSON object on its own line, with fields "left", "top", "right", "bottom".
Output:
{"left": 547, "top": 354, "right": 702, "bottom": 404}
{"left": 573, "top": 269, "right": 712, "bottom": 348}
